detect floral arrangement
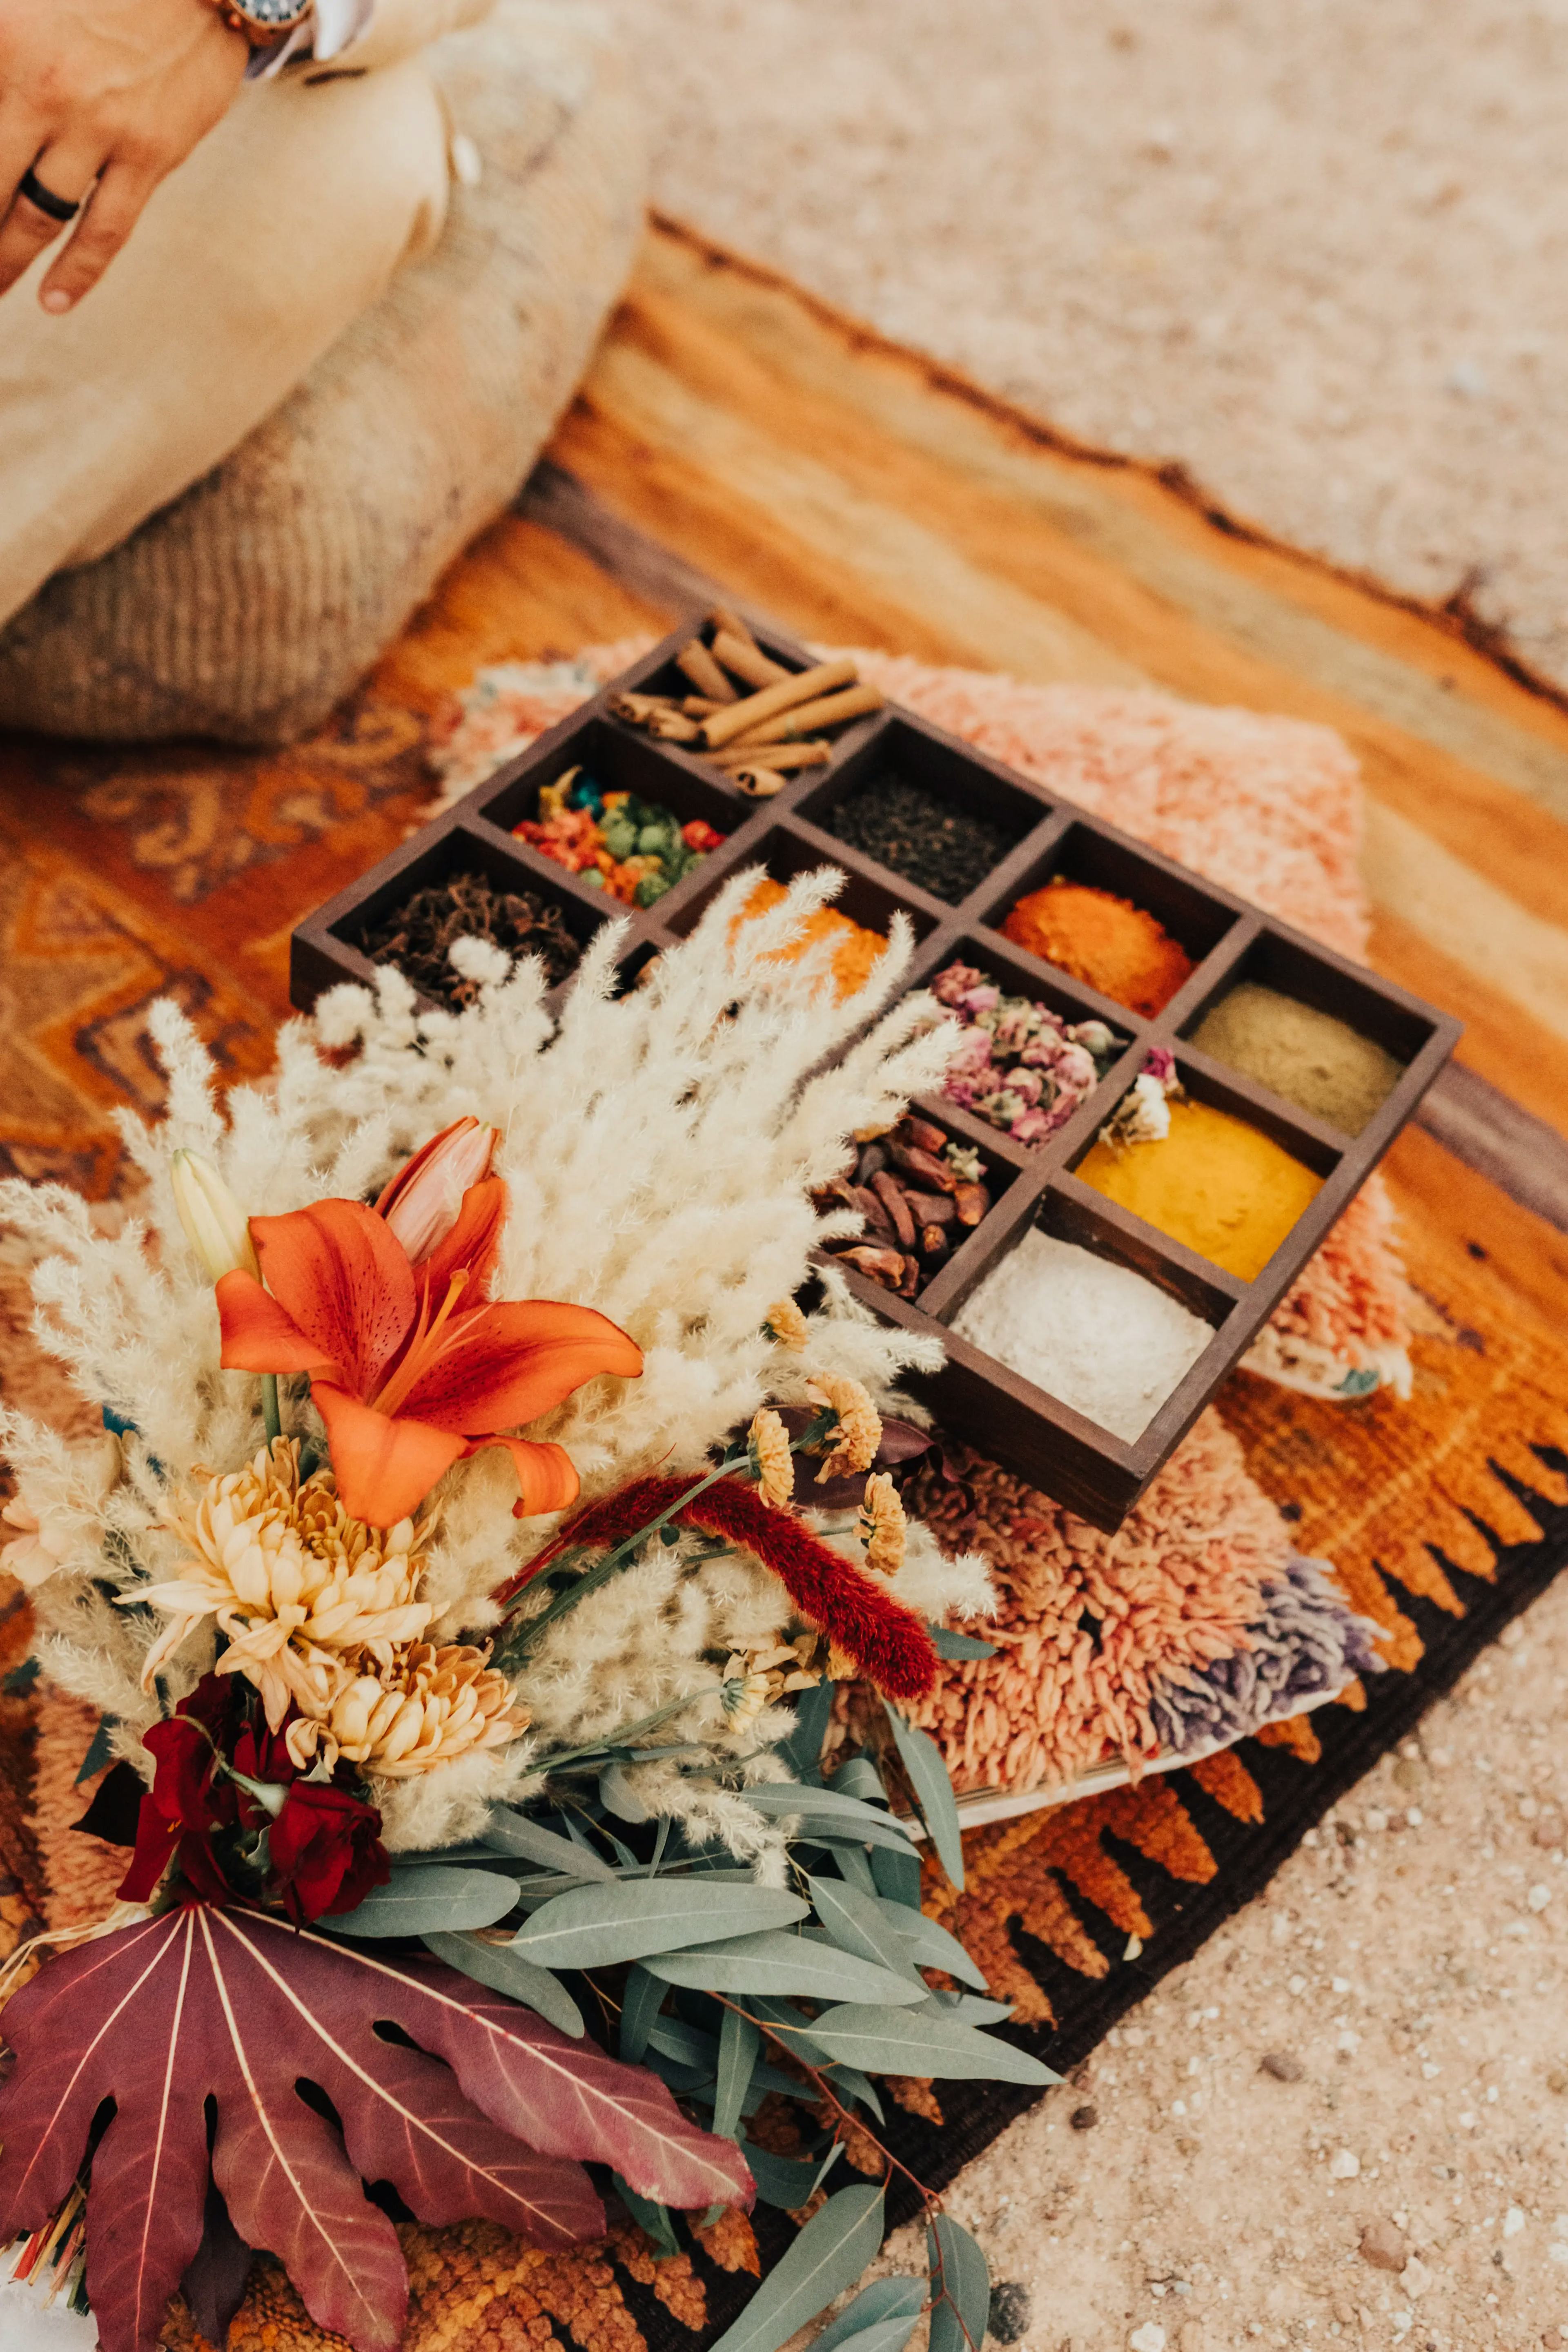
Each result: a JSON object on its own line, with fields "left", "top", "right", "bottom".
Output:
{"left": 0, "top": 871, "right": 1048, "bottom": 2352}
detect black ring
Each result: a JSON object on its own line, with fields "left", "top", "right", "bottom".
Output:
{"left": 18, "top": 168, "right": 81, "bottom": 225}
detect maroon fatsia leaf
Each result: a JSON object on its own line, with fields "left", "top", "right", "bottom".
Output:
{"left": 0, "top": 1906, "right": 753, "bottom": 2352}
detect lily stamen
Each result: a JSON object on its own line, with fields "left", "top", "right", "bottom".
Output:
{"left": 372, "top": 1269, "right": 472, "bottom": 1418}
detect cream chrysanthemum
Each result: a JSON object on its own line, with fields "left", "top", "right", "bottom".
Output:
{"left": 720, "top": 1636, "right": 821, "bottom": 1735}
{"left": 764, "top": 1298, "right": 809, "bottom": 1352}
{"left": 857, "top": 1471, "right": 907, "bottom": 1577}
{"left": 134, "top": 1440, "right": 433, "bottom": 1729}
{"left": 806, "top": 1371, "right": 882, "bottom": 1482}
{"left": 287, "top": 1641, "right": 529, "bottom": 1777}
{"left": 748, "top": 1408, "right": 795, "bottom": 1507}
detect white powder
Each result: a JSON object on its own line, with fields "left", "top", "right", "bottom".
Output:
{"left": 951, "top": 1230, "right": 1213, "bottom": 1442}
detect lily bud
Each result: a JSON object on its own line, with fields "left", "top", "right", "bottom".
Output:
{"left": 375, "top": 1117, "right": 501, "bottom": 1266}
{"left": 170, "top": 1150, "right": 260, "bottom": 1285}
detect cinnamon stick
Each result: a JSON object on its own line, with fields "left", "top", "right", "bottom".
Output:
{"left": 724, "top": 682, "right": 884, "bottom": 747}
{"left": 731, "top": 767, "right": 789, "bottom": 798}
{"left": 710, "top": 739, "right": 831, "bottom": 773}
{"left": 675, "top": 639, "right": 738, "bottom": 702}
{"left": 710, "top": 629, "right": 792, "bottom": 691}
{"left": 699, "top": 658, "right": 859, "bottom": 750}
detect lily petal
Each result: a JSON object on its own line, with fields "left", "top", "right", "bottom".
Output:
{"left": 249, "top": 1201, "right": 416, "bottom": 1401}
{"left": 217, "top": 1270, "right": 341, "bottom": 1381}
{"left": 466, "top": 1435, "right": 581, "bottom": 1519}
{"left": 310, "top": 1382, "right": 467, "bottom": 1528}
{"left": 401, "top": 1300, "right": 643, "bottom": 1435}
{"left": 420, "top": 1175, "right": 508, "bottom": 1302}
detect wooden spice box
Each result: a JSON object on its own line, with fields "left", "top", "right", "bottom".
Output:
{"left": 292, "top": 618, "right": 1460, "bottom": 1531}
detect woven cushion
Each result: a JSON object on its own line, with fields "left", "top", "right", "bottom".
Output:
{"left": 0, "top": 0, "right": 646, "bottom": 746}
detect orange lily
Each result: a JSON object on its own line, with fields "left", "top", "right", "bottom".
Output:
{"left": 215, "top": 1190, "right": 641, "bottom": 1529}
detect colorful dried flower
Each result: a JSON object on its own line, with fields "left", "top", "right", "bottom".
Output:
{"left": 747, "top": 1408, "right": 795, "bottom": 1507}
{"left": 805, "top": 1372, "right": 882, "bottom": 1482}
{"left": 134, "top": 1440, "right": 433, "bottom": 1728}
{"left": 286, "top": 1641, "right": 529, "bottom": 1777}
{"left": 169, "top": 1150, "right": 261, "bottom": 1285}
{"left": 857, "top": 1471, "right": 907, "bottom": 1577}
{"left": 215, "top": 1190, "right": 642, "bottom": 1526}
{"left": 764, "top": 1298, "right": 809, "bottom": 1352}
{"left": 375, "top": 1116, "right": 501, "bottom": 1267}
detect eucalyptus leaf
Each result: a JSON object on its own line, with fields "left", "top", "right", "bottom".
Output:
{"left": 781, "top": 1677, "right": 834, "bottom": 1784}
{"left": 741, "top": 1994, "right": 834, "bottom": 2069}
{"left": 808, "top": 1877, "right": 923, "bottom": 1986}
{"left": 920, "top": 1993, "right": 1013, "bottom": 2026}
{"left": 648, "top": 2018, "right": 721, "bottom": 2071}
{"left": 642, "top": 1930, "right": 927, "bottom": 2005}
{"left": 884, "top": 1707, "right": 966, "bottom": 1893}
{"left": 831, "top": 1757, "right": 890, "bottom": 1807}
{"left": 740, "top": 2139, "right": 833, "bottom": 2211}
{"left": 809, "top": 2276, "right": 926, "bottom": 2352}
{"left": 330, "top": 1866, "right": 519, "bottom": 1939}
{"left": 646, "top": 2050, "right": 713, "bottom": 2096}
{"left": 821, "top": 2062, "right": 884, "bottom": 2125}
{"left": 806, "top": 2007, "right": 1058, "bottom": 2085}
{"left": 708, "top": 2185, "right": 886, "bottom": 2352}
{"left": 869, "top": 1843, "right": 922, "bottom": 1911}
{"left": 620, "top": 1963, "right": 665, "bottom": 2064}
{"left": 927, "top": 2214, "right": 989, "bottom": 2352}
{"left": 481, "top": 1810, "right": 618, "bottom": 1882}
{"left": 613, "top": 2174, "right": 681, "bottom": 2260}
{"left": 511, "top": 1880, "right": 809, "bottom": 1970}
{"left": 713, "top": 2006, "right": 760, "bottom": 2143}
{"left": 739, "top": 1786, "right": 915, "bottom": 1844}
{"left": 422, "top": 1930, "right": 584, "bottom": 2037}
{"left": 926, "top": 1625, "right": 996, "bottom": 1661}
{"left": 823, "top": 2310, "right": 928, "bottom": 2352}
{"left": 824, "top": 1843, "right": 880, "bottom": 1899}
{"left": 883, "top": 1907, "right": 989, "bottom": 1993}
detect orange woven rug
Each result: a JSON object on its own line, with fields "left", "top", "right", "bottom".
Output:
{"left": 2, "top": 218, "right": 1567, "bottom": 2352}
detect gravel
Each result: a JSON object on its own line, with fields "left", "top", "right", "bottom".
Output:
{"left": 633, "top": 0, "right": 1568, "bottom": 688}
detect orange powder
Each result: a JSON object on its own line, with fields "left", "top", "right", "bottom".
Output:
{"left": 730, "top": 878, "right": 888, "bottom": 1001}
{"left": 1076, "top": 1097, "right": 1323, "bottom": 1281}
{"left": 1002, "top": 879, "right": 1193, "bottom": 1016}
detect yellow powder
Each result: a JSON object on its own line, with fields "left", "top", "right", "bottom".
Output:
{"left": 730, "top": 877, "right": 888, "bottom": 1001}
{"left": 1076, "top": 1097, "right": 1323, "bottom": 1281}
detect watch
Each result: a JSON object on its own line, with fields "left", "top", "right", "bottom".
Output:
{"left": 209, "top": 0, "right": 314, "bottom": 47}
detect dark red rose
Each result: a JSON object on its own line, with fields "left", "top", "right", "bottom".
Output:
{"left": 268, "top": 1781, "right": 390, "bottom": 1924}
{"left": 117, "top": 1677, "right": 240, "bottom": 1905}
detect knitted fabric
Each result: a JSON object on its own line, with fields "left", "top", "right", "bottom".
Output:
{"left": 0, "top": 0, "right": 647, "bottom": 745}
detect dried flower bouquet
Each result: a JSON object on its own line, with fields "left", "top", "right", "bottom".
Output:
{"left": 0, "top": 870, "right": 1043, "bottom": 2352}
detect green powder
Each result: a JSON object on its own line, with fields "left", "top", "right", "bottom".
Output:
{"left": 1192, "top": 981, "right": 1402, "bottom": 1137}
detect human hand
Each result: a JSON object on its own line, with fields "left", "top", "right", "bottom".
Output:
{"left": 0, "top": 0, "right": 249, "bottom": 311}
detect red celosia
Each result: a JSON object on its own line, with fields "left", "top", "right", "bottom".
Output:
{"left": 498, "top": 1474, "right": 938, "bottom": 1701}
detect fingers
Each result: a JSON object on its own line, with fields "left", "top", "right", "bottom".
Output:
{"left": 38, "top": 157, "right": 163, "bottom": 313}
{"left": 0, "top": 138, "right": 101, "bottom": 301}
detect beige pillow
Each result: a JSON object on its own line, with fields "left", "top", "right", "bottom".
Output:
{"left": 0, "top": 0, "right": 646, "bottom": 746}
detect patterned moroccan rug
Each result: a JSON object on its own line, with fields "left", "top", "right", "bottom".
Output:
{"left": 1, "top": 218, "right": 1567, "bottom": 2352}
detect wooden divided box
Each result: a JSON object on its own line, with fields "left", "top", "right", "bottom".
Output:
{"left": 292, "top": 617, "right": 1460, "bottom": 1530}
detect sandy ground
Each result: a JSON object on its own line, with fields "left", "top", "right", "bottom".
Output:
{"left": 632, "top": 0, "right": 1568, "bottom": 690}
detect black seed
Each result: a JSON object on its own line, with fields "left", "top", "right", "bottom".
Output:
{"left": 825, "top": 772, "right": 1023, "bottom": 902}
{"left": 361, "top": 872, "right": 582, "bottom": 1010}
{"left": 1069, "top": 2101, "right": 1099, "bottom": 2129}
